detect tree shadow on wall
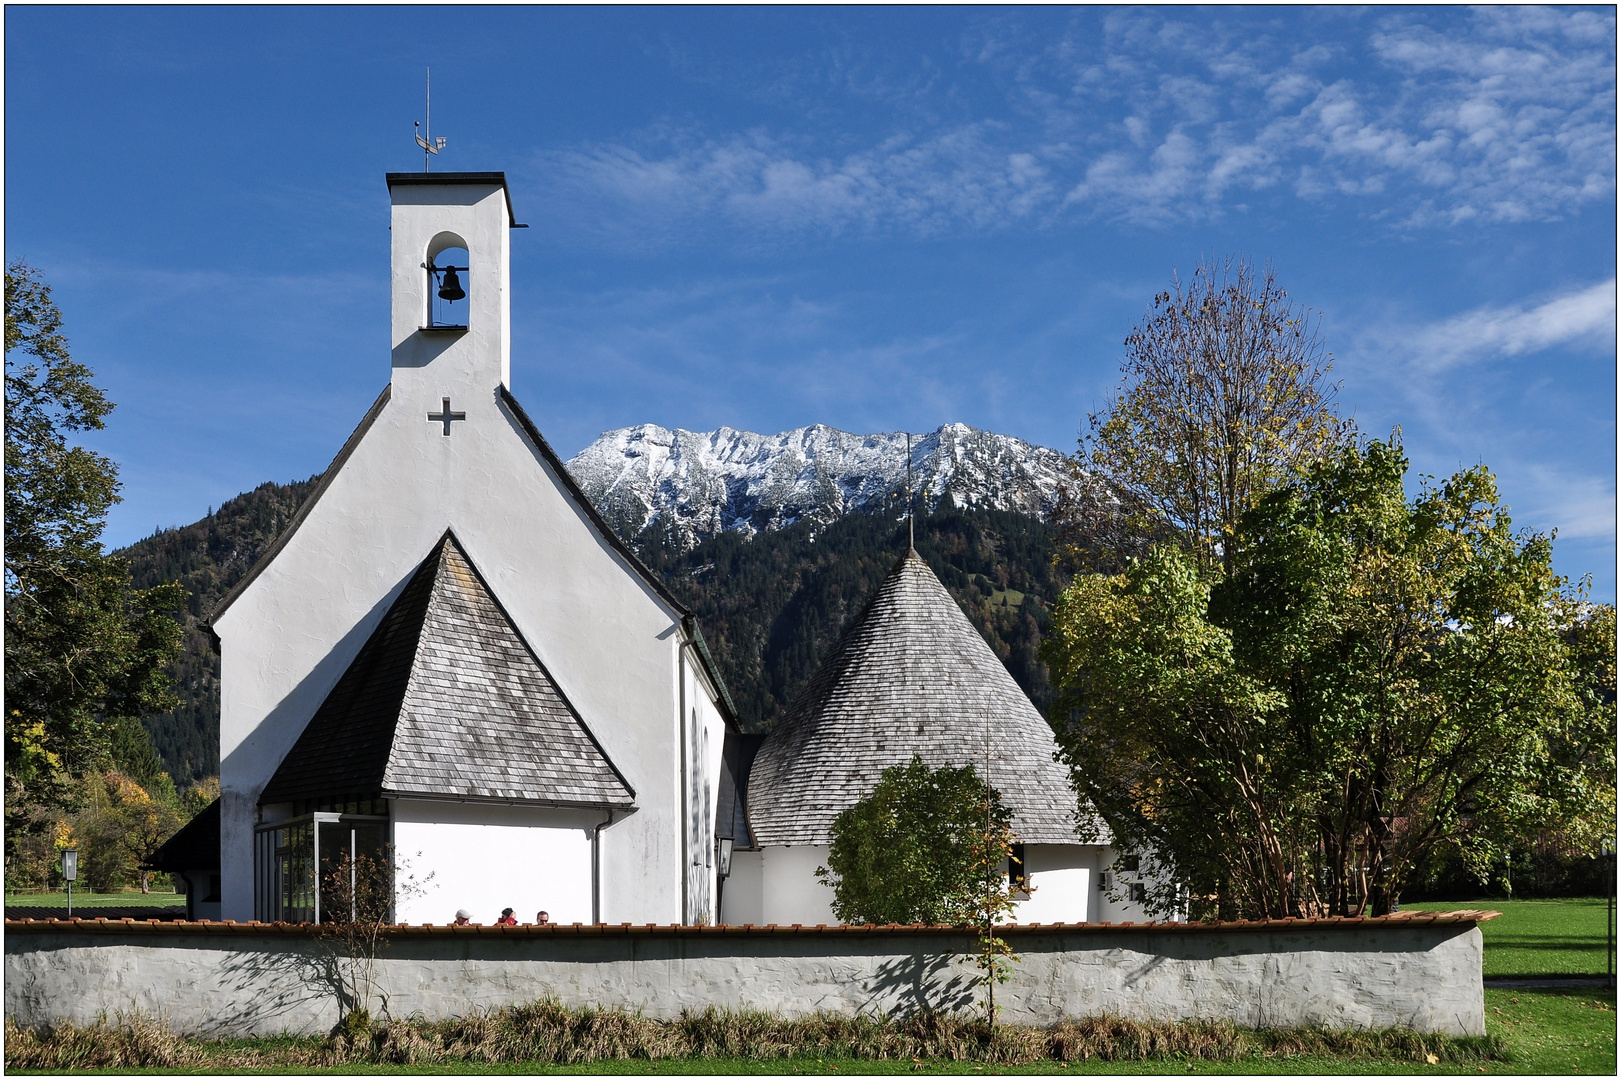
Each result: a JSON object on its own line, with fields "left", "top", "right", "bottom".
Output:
{"left": 864, "top": 950, "right": 977, "bottom": 1018}
{"left": 211, "top": 936, "right": 352, "bottom": 1037}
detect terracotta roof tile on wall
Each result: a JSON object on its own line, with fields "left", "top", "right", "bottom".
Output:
{"left": 261, "top": 533, "right": 634, "bottom": 809}
{"left": 747, "top": 548, "right": 1098, "bottom": 847}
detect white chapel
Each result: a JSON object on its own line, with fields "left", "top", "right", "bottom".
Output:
{"left": 208, "top": 173, "right": 737, "bottom": 926}
{"left": 194, "top": 169, "right": 1151, "bottom": 929}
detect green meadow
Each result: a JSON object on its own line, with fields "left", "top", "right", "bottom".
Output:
{"left": 1403, "top": 897, "right": 1615, "bottom": 977}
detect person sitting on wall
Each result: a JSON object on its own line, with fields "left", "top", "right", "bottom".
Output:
{"left": 453, "top": 909, "right": 471, "bottom": 926}
{"left": 536, "top": 910, "right": 550, "bottom": 925}
{"left": 496, "top": 907, "right": 518, "bottom": 926}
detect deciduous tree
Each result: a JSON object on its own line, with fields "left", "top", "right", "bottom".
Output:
{"left": 317, "top": 846, "right": 433, "bottom": 1035}
{"left": 5, "top": 260, "right": 185, "bottom": 870}
{"left": 1058, "top": 257, "right": 1349, "bottom": 576}
{"left": 1044, "top": 438, "right": 1596, "bottom": 918}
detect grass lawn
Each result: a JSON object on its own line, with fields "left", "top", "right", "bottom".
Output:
{"left": 5, "top": 890, "right": 183, "bottom": 909}
{"left": 1402, "top": 897, "right": 1616, "bottom": 977}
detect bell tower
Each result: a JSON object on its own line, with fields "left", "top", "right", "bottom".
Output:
{"left": 386, "top": 172, "right": 522, "bottom": 399}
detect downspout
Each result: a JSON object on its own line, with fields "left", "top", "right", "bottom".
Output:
{"left": 592, "top": 809, "right": 615, "bottom": 925}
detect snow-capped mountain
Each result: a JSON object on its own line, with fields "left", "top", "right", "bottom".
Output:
{"left": 566, "top": 421, "right": 1073, "bottom": 550}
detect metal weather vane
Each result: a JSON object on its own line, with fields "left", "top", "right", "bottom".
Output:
{"left": 414, "top": 67, "right": 447, "bottom": 172}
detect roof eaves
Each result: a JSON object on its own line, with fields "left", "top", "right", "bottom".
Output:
{"left": 497, "top": 386, "right": 690, "bottom": 620}
{"left": 384, "top": 171, "right": 524, "bottom": 228}
{"left": 206, "top": 383, "right": 392, "bottom": 635}
{"left": 143, "top": 798, "right": 221, "bottom": 872}
{"left": 381, "top": 788, "right": 637, "bottom": 811}
{"left": 683, "top": 617, "right": 740, "bottom": 728}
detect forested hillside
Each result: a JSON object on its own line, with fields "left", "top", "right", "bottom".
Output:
{"left": 119, "top": 477, "right": 321, "bottom": 783}
{"left": 119, "top": 481, "right": 1065, "bottom": 776}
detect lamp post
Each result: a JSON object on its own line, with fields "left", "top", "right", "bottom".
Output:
{"left": 715, "top": 837, "right": 734, "bottom": 924}
{"left": 61, "top": 848, "right": 78, "bottom": 918}
{"left": 716, "top": 837, "right": 734, "bottom": 880}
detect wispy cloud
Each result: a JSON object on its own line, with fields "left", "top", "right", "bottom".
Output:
{"left": 1405, "top": 280, "right": 1616, "bottom": 373}
{"left": 527, "top": 7, "right": 1614, "bottom": 245}
{"left": 1051, "top": 7, "right": 1614, "bottom": 226}
{"left": 534, "top": 124, "right": 1055, "bottom": 245}
{"left": 1337, "top": 278, "right": 1615, "bottom": 560}
{"left": 1512, "top": 465, "right": 1617, "bottom": 542}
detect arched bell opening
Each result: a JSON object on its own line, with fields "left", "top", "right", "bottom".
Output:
{"left": 425, "top": 232, "right": 470, "bottom": 330}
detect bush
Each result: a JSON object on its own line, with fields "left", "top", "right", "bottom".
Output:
{"left": 818, "top": 755, "right": 1012, "bottom": 926}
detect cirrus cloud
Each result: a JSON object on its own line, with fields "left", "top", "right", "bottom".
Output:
{"left": 526, "top": 7, "right": 1614, "bottom": 246}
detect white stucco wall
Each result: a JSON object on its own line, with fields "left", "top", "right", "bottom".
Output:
{"left": 719, "top": 849, "right": 764, "bottom": 925}
{"left": 1093, "top": 848, "right": 1170, "bottom": 923}
{"left": 214, "top": 176, "right": 723, "bottom": 925}
{"left": 390, "top": 800, "right": 598, "bottom": 926}
{"left": 4, "top": 922, "right": 1490, "bottom": 1037}
{"left": 760, "top": 845, "right": 837, "bottom": 925}
{"left": 751, "top": 842, "right": 1164, "bottom": 927}
{"left": 1010, "top": 845, "right": 1093, "bottom": 924}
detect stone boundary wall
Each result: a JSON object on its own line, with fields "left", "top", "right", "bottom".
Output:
{"left": 4, "top": 913, "right": 1493, "bottom": 1038}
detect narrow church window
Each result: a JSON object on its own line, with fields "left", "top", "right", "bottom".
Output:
{"left": 1118, "top": 853, "right": 1140, "bottom": 872}
{"left": 1129, "top": 883, "right": 1147, "bottom": 903}
{"left": 425, "top": 241, "right": 470, "bottom": 330}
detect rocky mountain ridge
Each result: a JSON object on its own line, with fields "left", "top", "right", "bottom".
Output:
{"left": 567, "top": 421, "right": 1072, "bottom": 550}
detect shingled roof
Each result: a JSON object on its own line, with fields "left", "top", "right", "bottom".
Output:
{"left": 260, "top": 532, "right": 635, "bottom": 809}
{"left": 746, "top": 548, "right": 1097, "bottom": 847}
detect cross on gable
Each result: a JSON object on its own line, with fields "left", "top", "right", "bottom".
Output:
{"left": 428, "top": 397, "right": 467, "bottom": 436}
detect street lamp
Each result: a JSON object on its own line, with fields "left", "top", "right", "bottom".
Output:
{"left": 61, "top": 848, "right": 78, "bottom": 918}
{"left": 716, "top": 837, "right": 734, "bottom": 879}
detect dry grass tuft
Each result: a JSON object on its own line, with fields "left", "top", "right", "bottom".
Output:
{"left": 4, "top": 1014, "right": 201, "bottom": 1070}
{"left": 6, "top": 1002, "right": 1504, "bottom": 1071}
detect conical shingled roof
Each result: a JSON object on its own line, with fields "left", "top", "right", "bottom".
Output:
{"left": 260, "top": 533, "right": 635, "bottom": 808}
{"left": 746, "top": 548, "right": 1092, "bottom": 846}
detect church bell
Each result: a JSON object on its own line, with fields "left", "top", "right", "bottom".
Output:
{"left": 437, "top": 265, "right": 466, "bottom": 303}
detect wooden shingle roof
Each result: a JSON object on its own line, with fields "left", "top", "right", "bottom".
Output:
{"left": 746, "top": 548, "right": 1096, "bottom": 847}
{"left": 260, "top": 532, "right": 634, "bottom": 809}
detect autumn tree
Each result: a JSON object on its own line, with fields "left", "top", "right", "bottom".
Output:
{"left": 1044, "top": 438, "right": 1597, "bottom": 918}
{"left": 5, "top": 260, "right": 186, "bottom": 871}
{"left": 1057, "top": 257, "right": 1350, "bottom": 575}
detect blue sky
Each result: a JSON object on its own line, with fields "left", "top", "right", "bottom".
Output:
{"left": 6, "top": 6, "right": 1616, "bottom": 597}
